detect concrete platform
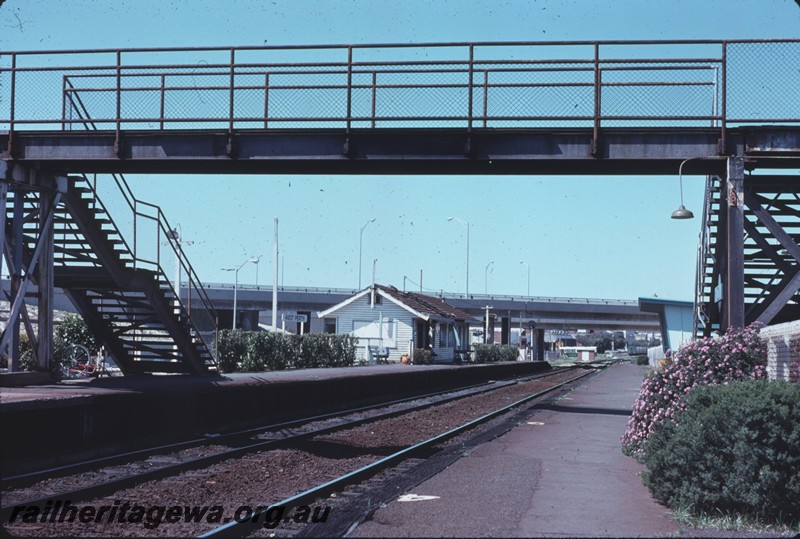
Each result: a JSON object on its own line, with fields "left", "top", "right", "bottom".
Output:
{"left": 0, "top": 361, "right": 549, "bottom": 472}
{"left": 352, "top": 362, "right": 680, "bottom": 538}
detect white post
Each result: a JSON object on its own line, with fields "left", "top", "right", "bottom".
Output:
{"left": 484, "top": 305, "right": 493, "bottom": 344}
{"left": 272, "top": 217, "right": 279, "bottom": 331}
{"left": 378, "top": 311, "right": 383, "bottom": 348}
{"left": 232, "top": 269, "right": 239, "bottom": 329}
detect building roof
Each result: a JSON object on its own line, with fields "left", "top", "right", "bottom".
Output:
{"left": 317, "top": 284, "right": 478, "bottom": 323}
{"left": 376, "top": 285, "right": 478, "bottom": 322}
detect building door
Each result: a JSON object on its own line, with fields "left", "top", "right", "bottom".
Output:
{"left": 415, "top": 319, "right": 429, "bottom": 349}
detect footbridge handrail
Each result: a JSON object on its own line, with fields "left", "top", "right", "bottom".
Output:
{"left": 1, "top": 39, "right": 799, "bottom": 152}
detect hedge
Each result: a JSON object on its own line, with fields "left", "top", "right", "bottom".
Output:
{"left": 215, "top": 330, "right": 358, "bottom": 373}
{"left": 473, "top": 344, "right": 520, "bottom": 363}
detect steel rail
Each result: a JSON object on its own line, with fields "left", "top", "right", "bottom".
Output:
{"left": 0, "top": 367, "right": 573, "bottom": 496}
{"left": 199, "top": 366, "right": 600, "bottom": 538}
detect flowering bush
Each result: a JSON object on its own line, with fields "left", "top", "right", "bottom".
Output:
{"left": 621, "top": 323, "right": 767, "bottom": 458}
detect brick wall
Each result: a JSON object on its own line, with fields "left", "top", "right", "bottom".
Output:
{"left": 761, "top": 320, "right": 800, "bottom": 383}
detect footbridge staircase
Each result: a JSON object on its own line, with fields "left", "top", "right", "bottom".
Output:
{"left": 3, "top": 173, "right": 218, "bottom": 374}
{"left": 695, "top": 173, "right": 800, "bottom": 336}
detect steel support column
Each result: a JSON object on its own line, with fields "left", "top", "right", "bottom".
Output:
{"left": 7, "top": 188, "right": 24, "bottom": 369}
{"left": 533, "top": 328, "right": 545, "bottom": 362}
{"left": 0, "top": 182, "right": 6, "bottom": 289}
{"left": 36, "top": 183, "right": 60, "bottom": 370}
{"left": 725, "top": 157, "right": 745, "bottom": 329}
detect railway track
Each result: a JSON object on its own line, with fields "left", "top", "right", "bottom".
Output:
{"left": 2, "top": 365, "right": 600, "bottom": 537}
{"left": 2, "top": 366, "right": 571, "bottom": 489}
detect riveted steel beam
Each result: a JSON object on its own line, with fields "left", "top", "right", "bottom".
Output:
{"left": 3, "top": 127, "right": 798, "bottom": 176}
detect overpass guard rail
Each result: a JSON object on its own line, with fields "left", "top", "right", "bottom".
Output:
{"left": 1, "top": 40, "right": 799, "bottom": 153}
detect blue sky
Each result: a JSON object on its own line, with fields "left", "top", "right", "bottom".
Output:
{"left": 1, "top": 0, "right": 798, "bottom": 300}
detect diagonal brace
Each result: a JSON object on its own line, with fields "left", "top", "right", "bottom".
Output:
{"left": 0, "top": 192, "right": 62, "bottom": 355}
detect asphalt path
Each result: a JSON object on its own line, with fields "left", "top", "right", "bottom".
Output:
{"left": 352, "top": 362, "right": 681, "bottom": 537}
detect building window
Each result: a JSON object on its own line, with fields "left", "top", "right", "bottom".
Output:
{"left": 324, "top": 317, "right": 337, "bottom": 334}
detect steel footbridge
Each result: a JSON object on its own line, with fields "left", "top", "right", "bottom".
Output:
{"left": 2, "top": 39, "right": 798, "bottom": 373}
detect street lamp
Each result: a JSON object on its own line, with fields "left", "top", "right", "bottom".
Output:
{"left": 485, "top": 260, "right": 494, "bottom": 294}
{"left": 448, "top": 216, "right": 470, "bottom": 296}
{"left": 223, "top": 257, "right": 259, "bottom": 329}
{"left": 359, "top": 218, "right": 376, "bottom": 289}
{"left": 520, "top": 261, "right": 530, "bottom": 297}
{"left": 671, "top": 158, "right": 697, "bottom": 219}
{"left": 250, "top": 254, "right": 263, "bottom": 287}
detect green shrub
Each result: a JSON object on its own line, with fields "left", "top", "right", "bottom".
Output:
{"left": 622, "top": 324, "right": 767, "bottom": 458}
{"left": 473, "top": 344, "right": 519, "bottom": 363}
{"left": 414, "top": 348, "right": 432, "bottom": 365}
{"left": 215, "top": 330, "right": 356, "bottom": 372}
{"left": 15, "top": 315, "right": 97, "bottom": 373}
{"left": 270, "top": 334, "right": 294, "bottom": 370}
{"left": 329, "top": 335, "right": 357, "bottom": 367}
{"left": 215, "top": 329, "right": 248, "bottom": 373}
{"left": 473, "top": 344, "right": 493, "bottom": 363}
{"left": 498, "top": 345, "right": 520, "bottom": 362}
{"left": 241, "top": 331, "right": 268, "bottom": 372}
{"left": 296, "top": 334, "right": 327, "bottom": 369}
{"left": 643, "top": 380, "right": 800, "bottom": 526}
{"left": 55, "top": 314, "right": 97, "bottom": 353}
{"left": 18, "top": 333, "right": 36, "bottom": 371}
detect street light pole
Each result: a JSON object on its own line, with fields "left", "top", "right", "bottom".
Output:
{"left": 520, "top": 261, "right": 530, "bottom": 297}
{"left": 448, "top": 216, "right": 469, "bottom": 297}
{"left": 359, "top": 218, "right": 376, "bottom": 289}
{"left": 224, "top": 257, "right": 258, "bottom": 329}
{"left": 485, "top": 260, "right": 494, "bottom": 294}
{"left": 272, "top": 217, "right": 279, "bottom": 332}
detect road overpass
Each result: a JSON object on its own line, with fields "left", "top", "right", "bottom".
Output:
{"left": 201, "top": 283, "right": 661, "bottom": 334}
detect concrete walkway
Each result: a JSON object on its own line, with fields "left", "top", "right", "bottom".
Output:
{"left": 352, "top": 362, "right": 680, "bottom": 538}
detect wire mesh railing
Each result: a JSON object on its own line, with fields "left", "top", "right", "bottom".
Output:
{"left": 1, "top": 40, "right": 798, "bottom": 137}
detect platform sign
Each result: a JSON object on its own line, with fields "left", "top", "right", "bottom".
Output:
{"left": 282, "top": 313, "right": 308, "bottom": 323}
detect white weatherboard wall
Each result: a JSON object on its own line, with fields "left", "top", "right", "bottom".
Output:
{"left": 761, "top": 320, "right": 800, "bottom": 383}
{"left": 330, "top": 295, "right": 414, "bottom": 362}
{"left": 664, "top": 303, "right": 694, "bottom": 354}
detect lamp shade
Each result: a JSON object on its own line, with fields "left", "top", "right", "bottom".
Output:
{"left": 671, "top": 205, "right": 694, "bottom": 219}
